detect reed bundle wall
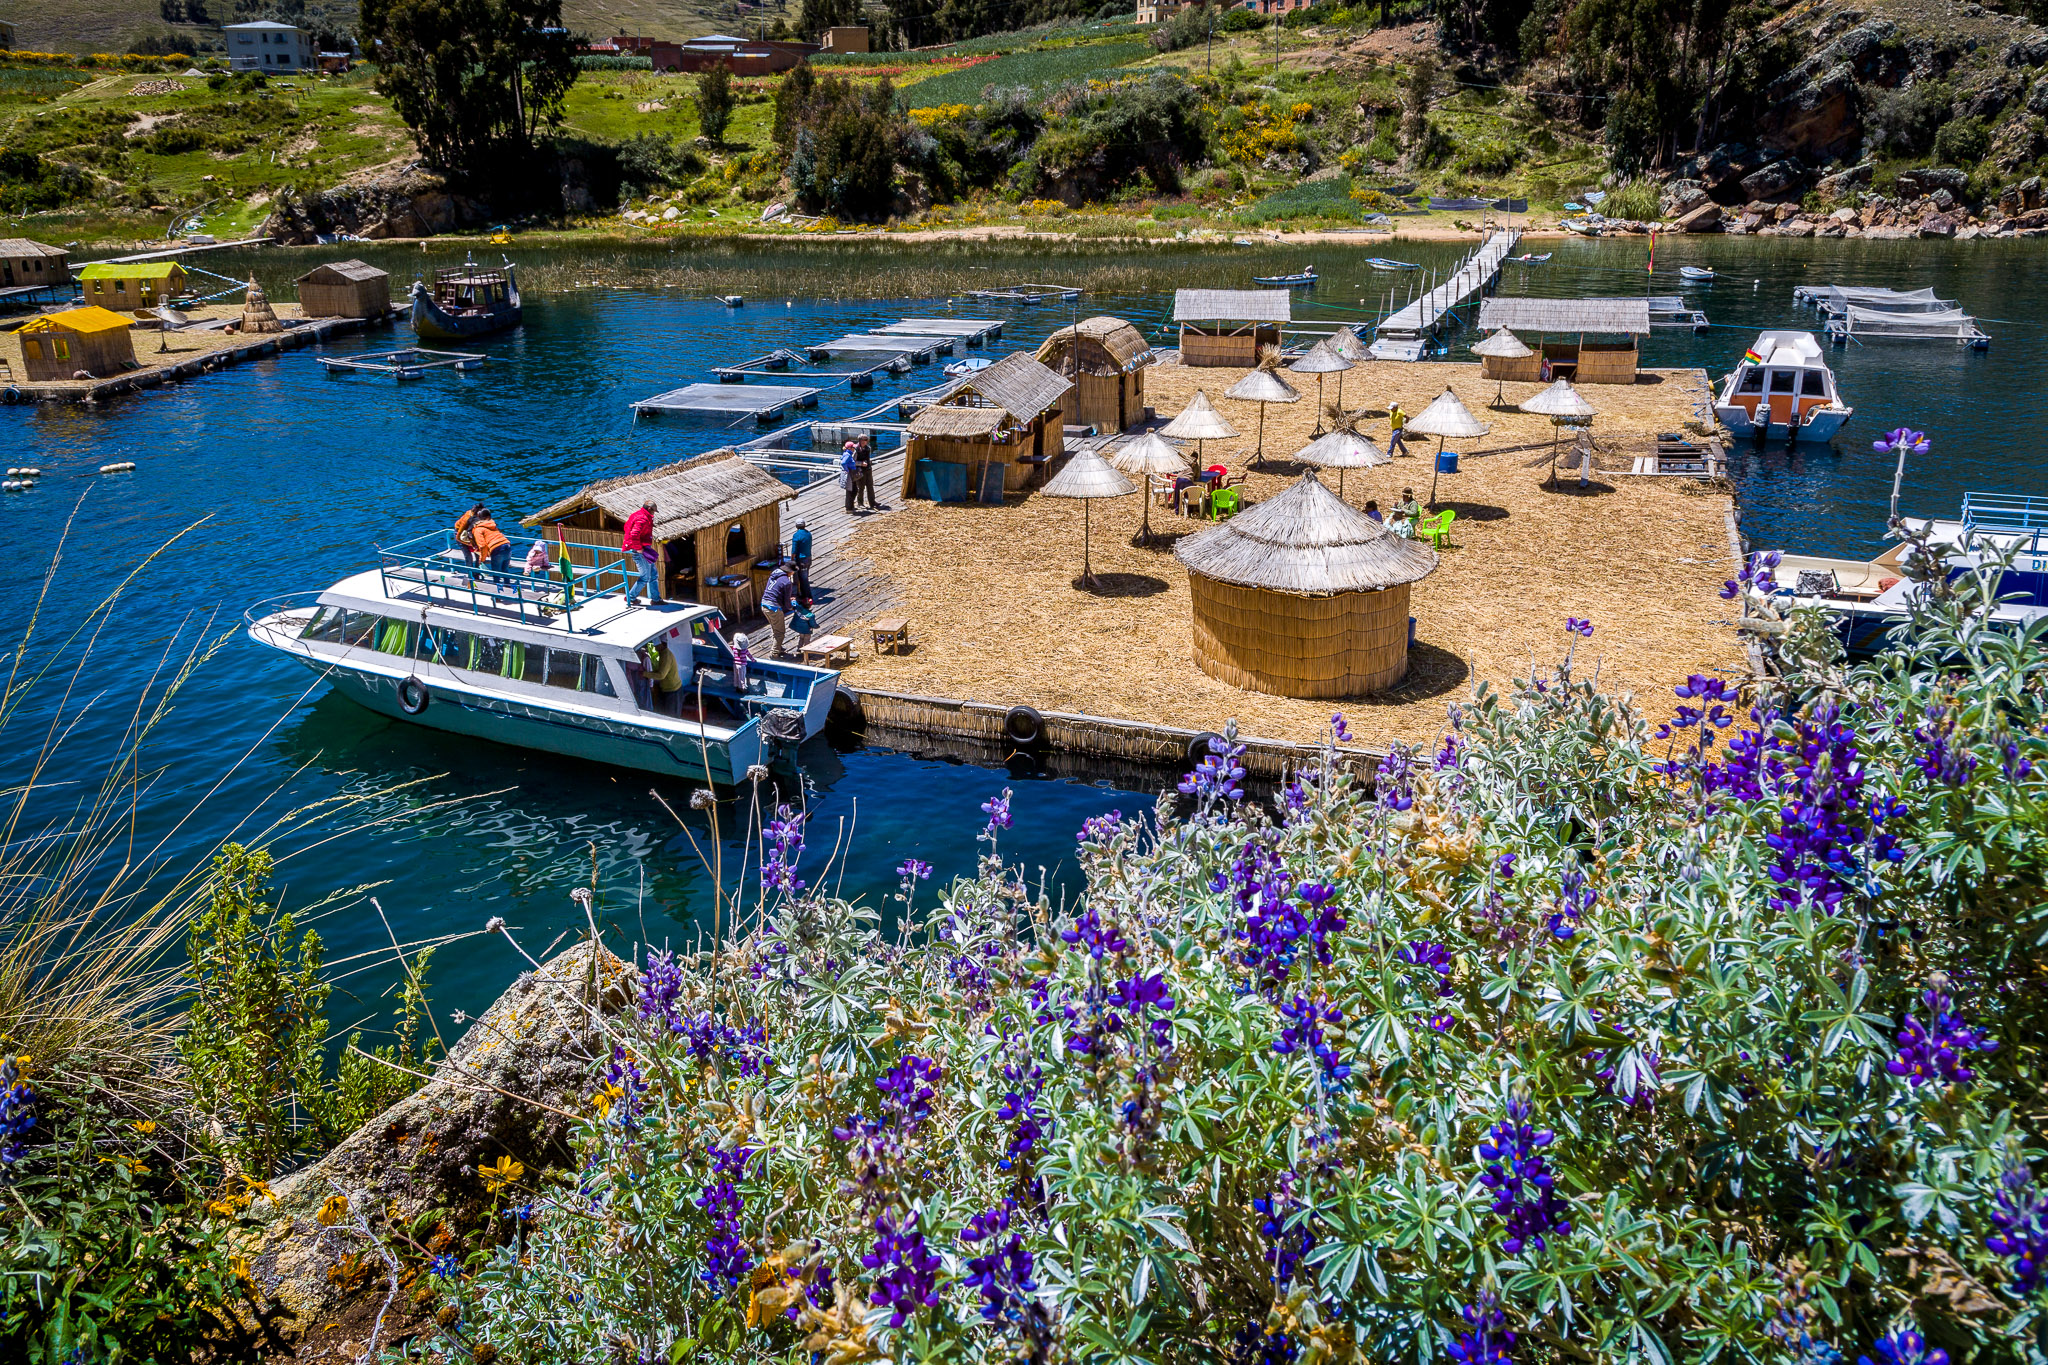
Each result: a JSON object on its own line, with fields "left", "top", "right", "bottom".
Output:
{"left": 1064, "top": 370, "right": 1144, "bottom": 432}
{"left": 1481, "top": 353, "right": 1542, "bottom": 384}
{"left": 298, "top": 274, "right": 390, "bottom": 319}
{"left": 1576, "top": 341, "right": 1639, "bottom": 385}
{"left": 1188, "top": 576, "right": 1411, "bottom": 697}
{"left": 1179, "top": 326, "right": 1275, "bottom": 368}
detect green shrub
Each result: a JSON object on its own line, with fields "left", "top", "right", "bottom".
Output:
{"left": 697, "top": 64, "right": 735, "bottom": 144}
{"left": 1867, "top": 80, "right": 1953, "bottom": 156}
{"left": 1237, "top": 172, "right": 1359, "bottom": 221}
{"left": 786, "top": 74, "right": 906, "bottom": 220}
{"left": 1449, "top": 131, "right": 1521, "bottom": 176}
{"left": 617, "top": 132, "right": 706, "bottom": 189}
{"left": 899, "top": 40, "right": 1150, "bottom": 109}
{"left": 1219, "top": 6, "right": 1266, "bottom": 32}
{"left": 1601, "top": 177, "right": 1659, "bottom": 219}
{"left": 575, "top": 54, "right": 653, "bottom": 70}
{"left": 1933, "top": 115, "right": 1990, "bottom": 167}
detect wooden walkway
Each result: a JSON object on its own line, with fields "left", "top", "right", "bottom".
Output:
{"left": 781, "top": 447, "right": 910, "bottom": 641}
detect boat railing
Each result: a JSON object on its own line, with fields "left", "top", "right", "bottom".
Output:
{"left": 374, "top": 529, "right": 633, "bottom": 631}
{"left": 1961, "top": 492, "right": 2048, "bottom": 545}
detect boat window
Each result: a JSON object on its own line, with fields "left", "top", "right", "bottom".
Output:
{"left": 1737, "top": 368, "right": 1764, "bottom": 394}
{"left": 1801, "top": 370, "right": 1827, "bottom": 396}
{"left": 298, "top": 606, "right": 335, "bottom": 640}
{"left": 518, "top": 640, "right": 547, "bottom": 685}
{"left": 419, "top": 627, "right": 470, "bottom": 665}
{"left": 467, "top": 635, "right": 504, "bottom": 674}
{"left": 1768, "top": 370, "right": 1796, "bottom": 394}
{"left": 583, "top": 655, "right": 617, "bottom": 697}
{"left": 374, "top": 618, "right": 412, "bottom": 656}
{"left": 543, "top": 648, "right": 583, "bottom": 691}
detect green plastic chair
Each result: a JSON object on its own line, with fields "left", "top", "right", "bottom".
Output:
{"left": 1416, "top": 508, "right": 1455, "bottom": 548}
{"left": 1209, "top": 486, "right": 1242, "bottom": 520}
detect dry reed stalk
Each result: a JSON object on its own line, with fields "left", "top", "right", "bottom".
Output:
{"left": 834, "top": 359, "right": 1741, "bottom": 749}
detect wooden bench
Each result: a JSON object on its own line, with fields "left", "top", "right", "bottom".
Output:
{"left": 798, "top": 634, "right": 854, "bottom": 666}
{"left": 870, "top": 616, "right": 911, "bottom": 655}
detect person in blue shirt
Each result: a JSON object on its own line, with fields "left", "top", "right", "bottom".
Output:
{"left": 760, "top": 560, "right": 811, "bottom": 657}
{"left": 788, "top": 519, "right": 813, "bottom": 599}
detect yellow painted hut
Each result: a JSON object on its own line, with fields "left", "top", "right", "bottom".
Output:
{"left": 1034, "top": 316, "right": 1155, "bottom": 434}
{"left": 524, "top": 450, "right": 796, "bottom": 608}
{"left": 17, "top": 306, "right": 137, "bottom": 382}
{"left": 1473, "top": 297, "right": 1649, "bottom": 385}
{"left": 295, "top": 259, "right": 391, "bottom": 318}
{"left": 1174, "top": 472, "right": 1438, "bottom": 697}
{"left": 1174, "top": 289, "right": 1290, "bottom": 368}
{"left": 78, "top": 261, "right": 188, "bottom": 312}
{"left": 900, "top": 352, "right": 1074, "bottom": 501}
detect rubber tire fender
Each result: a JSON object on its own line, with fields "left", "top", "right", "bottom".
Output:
{"left": 397, "top": 677, "right": 430, "bottom": 715}
{"left": 1186, "top": 730, "right": 1224, "bottom": 764}
{"left": 1003, "top": 704, "right": 1046, "bottom": 749}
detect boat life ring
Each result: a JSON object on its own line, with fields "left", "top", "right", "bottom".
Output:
{"left": 1, "top": 388, "right": 18, "bottom": 405}
{"left": 1003, "top": 705, "right": 1047, "bottom": 750}
{"left": 1187, "top": 731, "right": 1225, "bottom": 764}
{"left": 397, "top": 677, "right": 430, "bottom": 715}
{"left": 825, "top": 686, "right": 864, "bottom": 735}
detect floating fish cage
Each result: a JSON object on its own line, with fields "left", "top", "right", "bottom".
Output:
{"left": 320, "top": 347, "right": 488, "bottom": 379}
{"left": 1826, "top": 306, "right": 1991, "bottom": 349}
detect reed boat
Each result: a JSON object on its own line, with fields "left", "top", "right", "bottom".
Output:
{"left": 245, "top": 530, "right": 839, "bottom": 786}
{"left": 1751, "top": 492, "right": 2048, "bottom": 655}
{"left": 410, "top": 255, "right": 521, "bottom": 340}
{"left": 1713, "top": 330, "right": 1852, "bottom": 442}
{"left": 1252, "top": 267, "right": 1318, "bottom": 286}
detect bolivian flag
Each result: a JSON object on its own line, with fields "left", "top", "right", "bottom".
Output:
{"left": 1743, "top": 345, "right": 1765, "bottom": 364}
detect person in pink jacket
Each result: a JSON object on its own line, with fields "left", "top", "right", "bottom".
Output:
{"left": 622, "top": 499, "right": 662, "bottom": 605}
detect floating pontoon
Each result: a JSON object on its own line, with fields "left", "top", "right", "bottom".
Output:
{"left": 872, "top": 318, "right": 1005, "bottom": 345}
{"left": 320, "top": 347, "right": 486, "bottom": 378}
{"left": 1645, "top": 296, "right": 1711, "bottom": 332}
{"left": 1794, "top": 284, "right": 1957, "bottom": 318}
{"left": 1826, "top": 305, "right": 1991, "bottom": 349}
{"left": 960, "top": 283, "right": 1081, "bottom": 304}
{"left": 631, "top": 382, "right": 824, "bottom": 421}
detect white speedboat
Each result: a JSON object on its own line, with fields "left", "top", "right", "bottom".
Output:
{"left": 1713, "top": 331, "right": 1852, "bottom": 442}
{"left": 1678, "top": 265, "right": 1715, "bottom": 283}
{"left": 1753, "top": 491, "right": 2048, "bottom": 655}
{"left": 245, "top": 531, "right": 840, "bottom": 787}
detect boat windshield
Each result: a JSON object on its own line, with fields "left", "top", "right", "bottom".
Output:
{"left": 1801, "top": 370, "right": 1827, "bottom": 396}
{"left": 1737, "top": 368, "right": 1764, "bottom": 393}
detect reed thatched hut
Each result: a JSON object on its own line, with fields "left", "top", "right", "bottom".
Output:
{"left": 1174, "top": 472, "right": 1437, "bottom": 697}
{"left": 295, "top": 259, "right": 391, "bottom": 318}
{"left": 78, "top": 261, "right": 187, "bottom": 311}
{"left": 900, "top": 353, "right": 1073, "bottom": 501}
{"left": 1034, "top": 316, "right": 1155, "bottom": 433}
{"left": 17, "top": 306, "right": 136, "bottom": 382}
{"left": 1474, "top": 297, "right": 1649, "bottom": 385}
{"left": 1174, "top": 289, "right": 1290, "bottom": 368}
{"left": 525, "top": 449, "right": 795, "bottom": 605}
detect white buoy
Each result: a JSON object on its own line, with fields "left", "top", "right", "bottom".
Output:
{"left": 99, "top": 462, "right": 137, "bottom": 473}
{"left": 3, "top": 481, "right": 19, "bottom": 491}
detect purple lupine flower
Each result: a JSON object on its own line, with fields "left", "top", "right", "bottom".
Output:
{"left": 2002, "top": 733, "right": 2036, "bottom": 781}
{"left": 981, "top": 787, "right": 1014, "bottom": 839}
{"left": 1565, "top": 617, "right": 1592, "bottom": 638}
{"left": 1059, "top": 907, "right": 1130, "bottom": 960}
{"left": 695, "top": 1142, "right": 754, "bottom": 1293}
{"left": 1252, "top": 1180, "right": 1315, "bottom": 1289}
{"left": 1593, "top": 1049, "right": 1660, "bottom": 1108}
{"left": 1274, "top": 993, "right": 1350, "bottom": 1088}
{"left": 1657, "top": 675, "right": 1737, "bottom": 744}
{"left": 875, "top": 1054, "right": 941, "bottom": 1132}
{"left": 1436, "top": 731, "right": 1463, "bottom": 771}
{"left": 1077, "top": 811, "right": 1124, "bottom": 846}
{"left": 429, "top": 1253, "right": 460, "bottom": 1279}
{"left": 1377, "top": 745, "right": 1416, "bottom": 812}
{"left": 1477, "top": 1098, "right": 1573, "bottom": 1256}
{"left": 960, "top": 1202, "right": 1038, "bottom": 1322}
{"left": 1548, "top": 870, "right": 1596, "bottom": 940}
{"left": 1496, "top": 853, "right": 1515, "bottom": 879}
{"left": 1110, "top": 972, "right": 1177, "bottom": 1047}
{"left": 635, "top": 949, "right": 687, "bottom": 1034}
{"left": 1330, "top": 712, "right": 1352, "bottom": 743}
{"left": 601, "top": 1045, "right": 647, "bottom": 1127}
{"left": 896, "top": 858, "right": 932, "bottom": 881}
{"left": 1857, "top": 1329, "right": 1948, "bottom": 1365}
{"left": 1447, "top": 1291, "right": 1515, "bottom": 1365}
{"left": 1400, "top": 939, "right": 1455, "bottom": 996}
{"left": 1721, "top": 549, "right": 1783, "bottom": 601}
{"left": 1913, "top": 704, "right": 1979, "bottom": 788}
{"left": 863, "top": 1208, "right": 944, "bottom": 1327}
{"left": 1988, "top": 1162, "right": 2048, "bottom": 1295}
{"left": 0, "top": 1056, "right": 35, "bottom": 1167}
{"left": 763, "top": 803, "right": 808, "bottom": 897}
{"left": 1872, "top": 427, "right": 1930, "bottom": 457}
{"left": 1180, "top": 732, "right": 1248, "bottom": 807}
{"left": 996, "top": 1060, "right": 1048, "bottom": 1171}
{"left": 1887, "top": 988, "right": 1996, "bottom": 1088}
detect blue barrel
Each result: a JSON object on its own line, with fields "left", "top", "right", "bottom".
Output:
{"left": 1435, "top": 451, "right": 1460, "bottom": 473}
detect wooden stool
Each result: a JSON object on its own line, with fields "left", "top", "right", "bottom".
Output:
{"left": 798, "top": 635, "right": 855, "bottom": 666}
{"left": 870, "top": 617, "right": 910, "bottom": 655}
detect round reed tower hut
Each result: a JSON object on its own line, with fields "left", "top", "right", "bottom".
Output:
{"left": 1174, "top": 472, "right": 1438, "bottom": 697}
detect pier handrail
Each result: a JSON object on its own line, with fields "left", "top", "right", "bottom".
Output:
{"left": 1961, "top": 492, "right": 2048, "bottom": 542}
{"left": 374, "top": 529, "right": 634, "bottom": 631}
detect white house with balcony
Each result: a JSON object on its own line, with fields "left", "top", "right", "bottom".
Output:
{"left": 225, "top": 20, "right": 315, "bottom": 71}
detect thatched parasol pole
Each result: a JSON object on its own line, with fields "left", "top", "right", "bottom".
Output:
{"left": 1081, "top": 499, "right": 1096, "bottom": 587}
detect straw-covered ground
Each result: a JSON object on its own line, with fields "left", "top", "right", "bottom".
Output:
{"left": 0, "top": 302, "right": 317, "bottom": 395}
{"left": 836, "top": 358, "right": 1744, "bottom": 749}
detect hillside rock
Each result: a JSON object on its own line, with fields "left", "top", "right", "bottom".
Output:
{"left": 1674, "top": 200, "right": 1724, "bottom": 232}
{"left": 1742, "top": 157, "right": 1811, "bottom": 202}
{"left": 261, "top": 167, "right": 491, "bottom": 246}
{"left": 2029, "top": 79, "right": 2048, "bottom": 116}
{"left": 237, "top": 940, "right": 631, "bottom": 1354}
{"left": 1816, "top": 161, "right": 1874, "bottom": 200}
{"left": 2006, "top": 33, "right": 2048, "bottom": 67}
{"left": 1895, "top": 166, "right": 1968, "bottom": 199}
{"left": 1760, "top": 63, "right": 1862, "bottom": 165}
{"left": 1660, "top": 179, "right": 1710, "bottom": 217}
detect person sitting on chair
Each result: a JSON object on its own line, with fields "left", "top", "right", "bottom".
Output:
{"left": 1364, "top": 499, "right": 1384, "bottom": 523}
{"left": 1392, "top": 488, "right": 1420, "bottom": 537}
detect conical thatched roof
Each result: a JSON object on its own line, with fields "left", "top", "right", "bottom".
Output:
{"left": 1406, "top": 387, "right": 1490, "bottom": 440}
{"left": 1042, "top": 449, "right": 1136, "bottom": 500}
{"left": 1471, "top": 327, "right": 1533, "bottom": 359}
{"left": 1519, "top": 377, "right": 1597, "bottom": 419}
{"left": 1175, "top": 472, "right": 1438, "bottom": 595}
{"left": 1224, "top": 368, "right": 1300, "bottom": 404}
{"left": 1160, "top": 390, "right": 1240, "bottom": 441}
{"left": 1287, "top": 339, "right": 1353, "bottom": 375}
{"left": 1328, "top": 325, "right": 1369, "bottom": 362}
{"left": 1294, "top": 430, "right": 1387, "bottom": 469}
{"left": 1108, "top": 431, "right": 1190, "bottom": 477}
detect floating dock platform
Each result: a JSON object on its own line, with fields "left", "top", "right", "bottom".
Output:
{"left": 631, "top": 382, "right": 823, "bottom": 421}
{"left": 712, "top": 347, "right": 805, "bottom": 381}
{"left": 320, "top": 347, "right": 485, "bottom": 378}
{"left": 1370, "top": 228, "right": 1520, "bottom": 361}
{"left": 1645, "top": 296, "right": 1710, "bottom": 332}
{"left": 807, "top": 334, "right": 956, "bottom": 365}
{"left": 961, "top": 283, "right": 1081, "bottom": 304}
{"left": 873, "top": 318, "right": 1004, "bottom": 346}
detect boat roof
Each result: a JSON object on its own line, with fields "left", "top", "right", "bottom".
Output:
{"left": 317, "top": 566, "right": 720, "bottom": 654}
{"left": 1750, "top": 330, "right": 1826, "bottom": 365}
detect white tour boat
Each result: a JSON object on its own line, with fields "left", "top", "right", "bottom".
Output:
{"left": 1713, "top": 331, "right": 1853, "bottom": 442}
{"left": 245, "top": 530, "right": 840, "bottom": 786}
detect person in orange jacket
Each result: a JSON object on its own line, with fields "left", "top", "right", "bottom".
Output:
{"left": 469, "top": 508, "right": 511, "bottom": 574}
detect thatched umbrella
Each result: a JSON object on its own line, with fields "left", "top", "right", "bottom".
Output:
{"left": 1519, "top": 378, "right": 1598, "bottom": 487}
{"left": 1328, "top": 325, "right": 1369, "bottom": 412}
{"left": 1222, "top": 367, "right": 1298, "bottom": 467}
{"left": 1160, "top": 390, "right": 1240, "bottom": 470}
{"left": 1109, "top": 431, "right": 1190, "bottom": 545}
{"left": 1042, "top": 448, "right": 1136, "bottom": 588}
{"left": 1174, "top": 471, "right": 1439, "bottom": 697}
{"left": 1292, "top": 428, "right": 1387, "bottom": 501}
{"left": 1406, "top": 387, "right": 1491, "bottom": 508}
{"left": 1470, "top": 327, "right": 1534, "bottom": 407}
{"left": 1288, "top": 340, "right": 1354, "bottom": 437}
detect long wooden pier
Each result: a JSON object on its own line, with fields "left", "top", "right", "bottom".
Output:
{"left": 1369, "top": 228, "right": 1520, "bottom": 361}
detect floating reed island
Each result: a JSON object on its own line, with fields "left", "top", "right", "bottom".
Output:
{"left": 834, "top": 356, "right": 1744, "bottom": 749}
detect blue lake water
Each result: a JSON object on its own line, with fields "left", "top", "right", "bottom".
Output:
{"left": 3, "top": 234, "right": 2039, "bottom": 1026}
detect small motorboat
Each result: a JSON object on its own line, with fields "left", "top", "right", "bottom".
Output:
{"left": 1713, "top": 330, "right": 1853, "bottom": 443}
{"left": 1366, "top": 258, "right": 1420, "bottom": 271}
{"left": 1253, "top": 267, "right": 1317, "bottom": 287}
{"left": 1508, "top": 252, "right": 1551, "bottom": 264}
{"left": 1232, "top": 237, "right": 1255, "bottom": 246}
{"left": 719, "top": 295, "right": 744, "bottom": 307}
{"left": 944, "top": 356, "right": 992, "bottom": 378}
{"left": 1679, "top": 265, "right": 1716, "bottom": 283}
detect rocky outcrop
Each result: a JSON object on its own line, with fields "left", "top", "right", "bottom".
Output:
{"left": 1674, "top": 200, "right": 1724, "bottom": 232}
{"left": 1815, "top": 161, "right": 1873, "bottom": 201}
{"left": 238, "top": 941, "right": 631, "bottom": 1357}
{"left": 1895, "top": 166, "right": 1968, "bottom": 199}
{"left": 259, "top": 166, "right": 492, "bottom": 246}
{"left": 1759, "top": 63, "right": 1862, "bottom": 166}
{"left": 1659, "top": 179, "right": 1710, "bottom": 217}
{"left": 1741, "top": 157, "right": 1811, "bottom": 202}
